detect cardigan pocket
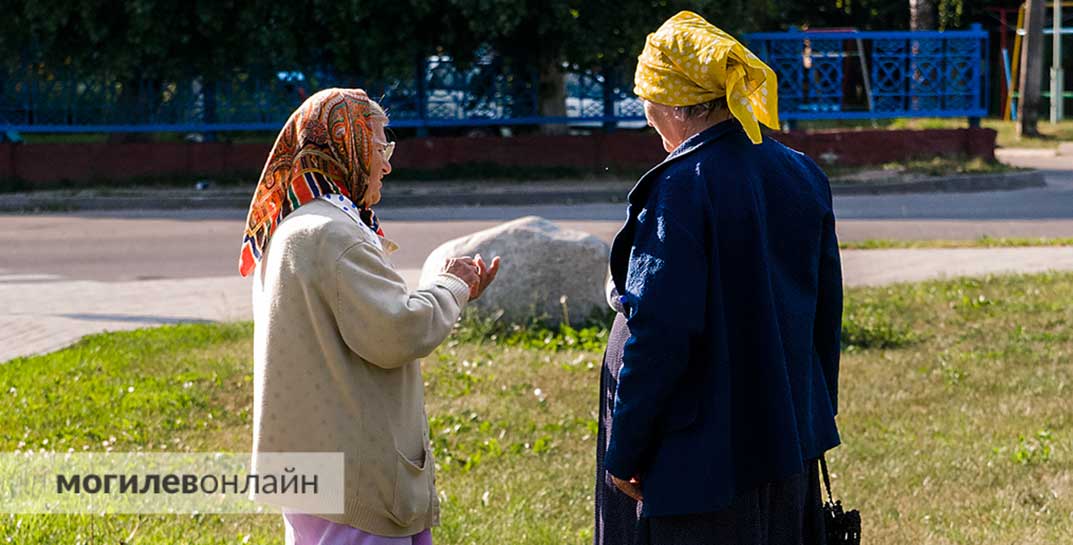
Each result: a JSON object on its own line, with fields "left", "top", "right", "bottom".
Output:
{"left": 389, "top": 445, "right": 433, "bottom": 526}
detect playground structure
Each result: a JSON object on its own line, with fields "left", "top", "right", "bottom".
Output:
{"left": 990, "top": 1, "right": 1070, "bottom": 121}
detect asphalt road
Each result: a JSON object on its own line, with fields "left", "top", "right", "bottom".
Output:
{"left": 2, "top": 152, "right": 1071, "bottom": 283}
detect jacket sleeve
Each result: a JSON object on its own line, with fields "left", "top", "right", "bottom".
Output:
{"left": 603, "top": 207, "right": 708, "bottom": 480}
{"left": 814, "top": 207, "right": 843, "bottom": 414}
{"left": 332, "top": 241, "right": 471, "bottom": 369}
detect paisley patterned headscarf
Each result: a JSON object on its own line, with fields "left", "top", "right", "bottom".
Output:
{"left": 634, "top": 11, "right": 779, "bottom": 144}
{"left": 239, "top": 88, "right": 386, "bottom": 277}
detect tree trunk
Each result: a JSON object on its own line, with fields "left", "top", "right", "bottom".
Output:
{"left": 909, "top": 0, "right": 937, "bottom": 30}
{"left": 538, "top": 59, "right": 567, "bottom": 135}
{"left": 202, "top": 79, "right": 218, "bottom": 142}
{"left": 107, "top": 78, "right": 151, "bottom": 143}
{"left": 601, "top": 64, "right": 618, "bottom": 133}
{"left": 1018, "top": 0, "right": 1044, "bottom": 137}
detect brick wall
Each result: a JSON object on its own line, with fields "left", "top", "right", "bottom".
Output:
{"left": 772, "top": 128, "right": 997, "bottom": 166}
{"left": 0, "top": 128, "right": 996, "bottom": 186}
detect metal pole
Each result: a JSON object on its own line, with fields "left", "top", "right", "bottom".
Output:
{"left": 1052, "top": 0, "right": 1065, "bottom": 122}
{"left": 855, "top": 38, "right": 874, "bottom": 112}
{"left": 1000, "top": 10, "right": 1010, "bottom": 114}
{"left": 1009, "top": 5, "right": 1026, "bottom": 121}
{"left": 977, "top": 24, "right": 988, "bottom": 129}
{"left": 1002, "top": 48, "right": 1014, "bottom": 118}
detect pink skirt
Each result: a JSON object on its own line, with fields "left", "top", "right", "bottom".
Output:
{"left": 284, "top": 512, "right": 433, "bottom": 545}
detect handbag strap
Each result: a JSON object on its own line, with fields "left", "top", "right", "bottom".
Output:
{"left": 819, "top": 455, "right": 835, "bottom": 504}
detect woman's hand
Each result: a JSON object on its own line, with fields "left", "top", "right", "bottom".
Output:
{"left": 469, "top": 254, "right": 501, "bottom": 301}
{"left": 611, "top": 474, "right": 643, "bottom": 502}
{"left": 442, "top": 254, "right": 501, "bottom": 302}
{"left": 443, "top": 257, "right": 481, "bottom": 292}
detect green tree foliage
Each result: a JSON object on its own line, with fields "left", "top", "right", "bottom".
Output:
{"left": 770, "top": 0, "right": 909, "bottom": 31}
{"left": 444, "top": 1, "right": 773, "bottom": 117}
{"left": 2, "top": 1, "right": 294, "bottom": 81}
{"left": 285, "top": 0, "right": 485, "bottom": 81}
{"left": 445, "top": 1, "right": 773, "bottom": 74}
{"left": 0, "top": 1, "right": 782, "bottom": 88}
{"left": 0, "top": 0, "right": 1002, "bottom": 121}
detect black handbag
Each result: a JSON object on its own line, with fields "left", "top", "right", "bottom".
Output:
{"left": 820, "top": 456, "right": 861, "bottom": 545}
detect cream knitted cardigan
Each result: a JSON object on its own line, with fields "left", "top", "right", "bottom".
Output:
{"left": 251, "top": 200, "right": 470, "bottom": 536}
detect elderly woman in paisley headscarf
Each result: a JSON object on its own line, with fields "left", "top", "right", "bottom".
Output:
{"left": 240, "top": 88, "right": 499, "bottom": 545}
{"left": 594, "top": 12, "right": 843, "bottom": 545}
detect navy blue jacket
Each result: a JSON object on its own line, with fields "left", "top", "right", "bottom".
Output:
{"left": 604, "top": 119, "right": 843, "bottom": 517}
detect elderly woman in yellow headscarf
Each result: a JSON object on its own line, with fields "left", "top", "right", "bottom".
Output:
{"left": 595, "top": 12, "right": 843, "bottom": 545}
{"left": 241, "top": 88, "right": 499, "bottom": 545}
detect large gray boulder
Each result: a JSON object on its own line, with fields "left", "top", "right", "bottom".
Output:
{"left": 419, "top": 216, "right": 610, "bottom": 326}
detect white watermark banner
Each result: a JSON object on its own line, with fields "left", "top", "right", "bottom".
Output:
{"left": 0, "top": 452, "right": 344, "bottom": 515}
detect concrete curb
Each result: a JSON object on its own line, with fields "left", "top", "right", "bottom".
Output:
{"left": 0, "top": 170, "right": 1047, "bottom": 212}
{"left": 832, "top": 169, "right": 1047, "bottom": 196}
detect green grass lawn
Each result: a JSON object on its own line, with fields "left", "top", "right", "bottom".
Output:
{"left": 825, "top": 155, "right": 1019, "bottom": 183}
{"left": 840, "top": 236, "right": 1073, "bottom": 250}
{"left": 3, "top": 273, "right": 1073, "bottom": 544}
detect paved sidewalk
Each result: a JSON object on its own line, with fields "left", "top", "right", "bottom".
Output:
{"left": 4, "top": 246, "right": 1073, "bottom": 363}
{"left": 837, "top": 247, "right": 1073, "bottom": 286}
{"left": 0, "top": 273, "right": 251, "bottom": 362}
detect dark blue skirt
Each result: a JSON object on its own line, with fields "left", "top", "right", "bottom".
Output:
{"left": 594, "top": 313, "right": 828, "bottom": 545}
{"left": 594, "top": 313, "right": 642, "bottom": 545}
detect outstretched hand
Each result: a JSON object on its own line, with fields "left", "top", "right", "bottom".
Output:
{"left": 441, "top": 254, "right": 501, "bottom": 301}
{"left": 442, "top": 257, "right": 480, "bottom": 290}
{"left": 469, "top": 254, "right": 501, "bottom": 301}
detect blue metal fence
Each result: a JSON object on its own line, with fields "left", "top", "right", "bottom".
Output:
{"left": 0, "top": 54, "right": 644, "bottom": 133}
{"left": 1, "top": 27, "right": 988, "bottom": 134}
{"left": 745, "top": 24, "right": 988, "bottom": 120}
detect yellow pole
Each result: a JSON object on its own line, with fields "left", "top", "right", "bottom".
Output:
{"left": 1007, "top": 3, "right": 1026, "bottom": 120}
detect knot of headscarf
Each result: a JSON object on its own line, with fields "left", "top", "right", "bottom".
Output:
{"left": 239, "top": 88, "right": 383, "bottom": 277}
{"left": 634, "top": 11, "right": 779, "bottom": 144}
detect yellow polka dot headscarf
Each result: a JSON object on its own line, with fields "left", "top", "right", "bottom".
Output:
{"left": 634, "top": 11, "right": 779, "bottom": 144}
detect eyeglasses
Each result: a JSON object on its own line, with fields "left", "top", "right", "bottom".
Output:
{"left": 380, "top": 141, "right": 395, "bottom": 162}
